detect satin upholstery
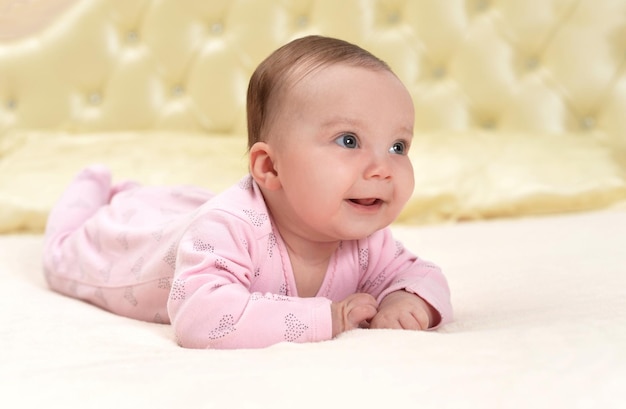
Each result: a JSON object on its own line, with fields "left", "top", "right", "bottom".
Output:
{"left": 1, "top": 0, "right": 625, "bottom": 232}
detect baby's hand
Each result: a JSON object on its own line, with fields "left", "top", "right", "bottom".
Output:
{"left": 331, "top": 293, "right": 378, "bottom": 337}
{"left": 369, "top": 290, "right": 437, "bottom": 330}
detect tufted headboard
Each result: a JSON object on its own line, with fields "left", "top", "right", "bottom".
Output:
{"left": 1, "top": 0, "right": 626, "bottom": 232}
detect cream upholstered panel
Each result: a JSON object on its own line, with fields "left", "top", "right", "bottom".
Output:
{"left": 1, "top": 0, "right": 626, "bottom": 139}
{"left": 1, "top": 0, "right": 626, "bottom": 232}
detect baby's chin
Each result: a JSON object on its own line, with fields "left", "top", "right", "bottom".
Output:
{"left": 334, "top": 220, "right": 394, "bottom": 241}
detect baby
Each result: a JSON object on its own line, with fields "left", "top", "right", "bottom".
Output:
{"left": 43, "top": 35, "right": 452, "bottom": 349}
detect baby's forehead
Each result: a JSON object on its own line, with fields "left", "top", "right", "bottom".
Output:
{"left": 282, "top": 61, "right": 389, "bottom": 98}
{"left": 271, "top": 63, "right": 412, "bottom": 123}
{"left": 290, "top": 59, "right": 382, "bottom": 80}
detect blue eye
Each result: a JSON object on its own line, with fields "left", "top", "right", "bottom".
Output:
{"left": 389, "top": 141, "right": 408, "bottom": 155}
{"left": 335, "top": 133, "right": 359, "bottom": 149}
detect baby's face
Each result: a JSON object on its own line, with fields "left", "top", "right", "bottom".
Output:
{"left": 266, "top": 63, "right": 415, "bottom": 241}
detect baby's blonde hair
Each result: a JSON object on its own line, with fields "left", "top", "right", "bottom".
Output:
{"left": 246, "top": 35, "right": 392, "bottom": 149}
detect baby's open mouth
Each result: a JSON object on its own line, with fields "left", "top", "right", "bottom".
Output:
{"left": 349, "top": 198, "right": 381, "bottom": 206}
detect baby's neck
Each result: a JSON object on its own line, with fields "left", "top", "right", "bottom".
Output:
{"left": 286, "top": 241, "right": 339, "bottom": 298}
{"left": 284, "top": 235, "right": 340, "bottom": 263}
{"left": 278, "top": 229, "right": 341, "bottom": 298}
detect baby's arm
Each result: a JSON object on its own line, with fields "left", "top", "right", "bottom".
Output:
{"left": 168, "top": 214, "right": 380, "bottom": 348}
{"left": 358, "top": 229, "right": 452, "bottom": 330}
{"left": 167, "top": 215, "right": 333, "bottom": 349}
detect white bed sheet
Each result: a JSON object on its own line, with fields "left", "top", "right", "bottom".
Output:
{"left": 1, "top": 210, "right": 625, "bottom": 409}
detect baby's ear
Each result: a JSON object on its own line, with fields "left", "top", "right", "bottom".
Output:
{"left": 249, "top": 142, "right": 281, "bottom": 190}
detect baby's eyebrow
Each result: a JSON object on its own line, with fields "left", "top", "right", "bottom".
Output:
{"left": 320, "top": 116, "right": 361, "bottom": 129}
{"left": 399, "top": 124, "right": 414, "bottom": 135}
{"left": 321, "top": 116, "right": 414, "bottom": 138}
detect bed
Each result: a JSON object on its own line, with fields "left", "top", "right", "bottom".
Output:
{"left": 2, "top": 210, "right": 625, "bottom": 407}
{"left": 1, "top": 1, "right": 626, "bottom": 407}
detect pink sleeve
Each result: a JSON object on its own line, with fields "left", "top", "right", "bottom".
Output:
{"left": 358, "top": 228, "right": 453, "bottom": 328}
{"left": 167, "top": 213, "right": 332, "bottom": 349}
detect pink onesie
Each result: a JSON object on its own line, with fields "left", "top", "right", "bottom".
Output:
{"left": 43, "top": 166, "right": 452, "bottom": 349}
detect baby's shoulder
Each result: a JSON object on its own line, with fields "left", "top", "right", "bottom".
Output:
{"left": 192, "top": 175, "right": 274, "bottom": 234}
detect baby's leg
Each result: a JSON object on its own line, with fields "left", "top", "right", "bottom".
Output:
{"left": 42, "top": 166, "right": 171, "bottom": 324}
{"left": 43, "top": 165, "right": 114, "bottom": 304}
{"left": 44, "top": 164, "right": 112, "bottom": 242}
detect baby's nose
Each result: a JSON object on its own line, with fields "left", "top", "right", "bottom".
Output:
{"left": 363, "top": 150, "right": 392, "bottom": 180}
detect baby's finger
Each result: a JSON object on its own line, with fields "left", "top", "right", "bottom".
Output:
{"left": 399, "top": 313, "right": 423, "bottom": 330}
{"left": 347, "top": 302, "right": 378, "bottom": 329}
{"left": 349, "top": 292, "right": 377, "bottom": 308}
{"left": 369, "top": 313, "right": 401, "bottom": 330}
{"left": 411, "top": 309, "right": 430, "bottom": 330}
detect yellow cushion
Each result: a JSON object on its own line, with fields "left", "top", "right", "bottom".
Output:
{"left": 0, "top": 132, "right": 248, "bottom": 232}
{"left": 402, "top": 131, "right": 626, "bottom": 223}
{"left": 1, "top": 130, "right": 624, "bottom": 232}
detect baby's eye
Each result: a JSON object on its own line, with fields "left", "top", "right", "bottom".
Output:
{"left": 389, "top": 141, "right": 408, "bottom": 155}
{"left": 335, "top": 133, "right": 359, "bottom": 149}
